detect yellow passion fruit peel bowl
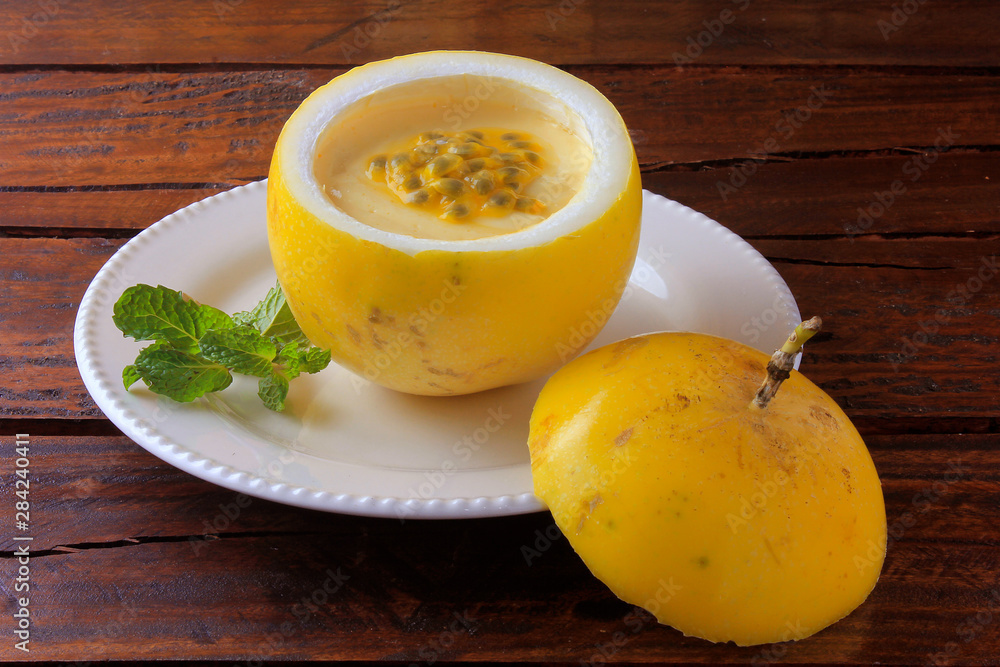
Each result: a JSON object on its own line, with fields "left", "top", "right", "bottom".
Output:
{"left": 267, "top": 51, "right": 643, "bottom": 395}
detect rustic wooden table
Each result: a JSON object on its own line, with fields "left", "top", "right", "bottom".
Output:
{"left": 2, "top": 1, "right": 999, "bottom": 664}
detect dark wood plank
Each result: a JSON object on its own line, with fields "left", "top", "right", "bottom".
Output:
{"left": 766, "top": 237, "right": 1000, "bottom": 426}
{"left": 0, "top": 188, "right": 228, "bottom": 235}
{"left": 0, "top": 237, "right": 126, "bottom": 418}
{"left": 1, "top": 434, "right": 997, "bottom": 662}
{"left": 647, "top": 151, "right": 1000, "bottom": 239}
{"left": 4, "top": 152, "right": 997, "bottom": 240}
{"left": 1, "top": 67, "right": 998, "bottom": 187}
{"left": 2, "top": 236, "right": 998, "bottom": 427}
{"left": 1, "top": 0, "right": 998, "bottom": 67}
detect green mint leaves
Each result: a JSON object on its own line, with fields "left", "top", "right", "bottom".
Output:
{"left": 113, "top": 283, "right": 331, "bottom": 411}
{"left": 113, "top": 283, "right": 233, "bottom": 353}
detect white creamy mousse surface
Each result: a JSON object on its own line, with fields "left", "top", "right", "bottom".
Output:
{"left": 313, "top": 75, "right": 594, "bottom": 241}
{"left": 279, "top": 51, "right": 634, "bottom": 256}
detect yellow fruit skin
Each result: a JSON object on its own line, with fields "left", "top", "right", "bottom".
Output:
{"left": 267, "top": 141, "right": 642, "bottom": 396}
{"left": 528, "top": 333, "right": 887, "bottom": 646}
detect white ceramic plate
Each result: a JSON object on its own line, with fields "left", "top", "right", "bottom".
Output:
{"left": 74, "top": 183, "right": 800, "bottom": 519}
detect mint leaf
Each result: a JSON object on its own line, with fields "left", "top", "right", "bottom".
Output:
{"left": 118, "top": 283, "right": 329, "bottom": 411}
{"left": 122, "top": 364, "right": 141, "bottom": 390}
{"left": 113, "top": 284, "right": 233, "bottom": 352}
{"left": 200, "top": 326, "right": 277, "bottom": 378}
{"left": 133, "top": 342, "right": 232, "bottom": 402}
{"left": 300, "top": 347, "right": 332, "bottom": 374}
{"left": 233, "top": 282, "right": 308, "bottom": 347}
{"left": 275, "top": 343, "right": 330, "bottom": 381}
{"left": 258, "top": 372, "right": 289, "bottom": 412}
{"left": 276, "top": 344, "right": 303, "bottom": 380}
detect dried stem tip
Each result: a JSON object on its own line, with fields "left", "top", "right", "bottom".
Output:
{"left": 752, "top": 317, "right": 823, "bottom": 410}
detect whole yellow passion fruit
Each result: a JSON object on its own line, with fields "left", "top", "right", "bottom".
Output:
{"left": 528, "top": 321, "right": 887, "bottom": 646}
{"left": 267, "top": 51, "right": 643, "bottom": 395}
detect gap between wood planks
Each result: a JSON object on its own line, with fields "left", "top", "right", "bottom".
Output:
{"left": 3, "top": 62, "right": 1000, "bottom": 75}
{"left": 641, "top": 145, "right": 1000, "bottom": 173}
{"left": 1, "top": 146, "right": 997, "bottom": 195}
{"left": 3, "top": 415, "right": 999, "bottom": 438}
{"left": 0, "top": 531, "right": 318, "bottom": 559}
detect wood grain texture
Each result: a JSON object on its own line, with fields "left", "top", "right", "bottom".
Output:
{"left": 1, "top": 67, "right": 998, "bottom": 187}
{"left": 0, "top": 237, "right": 126, "bottom": 418}
{"left": 2, "top": 2, "right": 999, "bottom": 662}
{"left": 1, "top": 434, "right": 997, "bottom": 663}
{"left": 0, "top": 187, "right": 229, "bottom": 235}
{"left": 2, "top": 235, "right": 997, "bottom": 428}
{"left": 647, "top": 151, "right": 1000, "bottom": 239}
{"left": 1, "top": 0, "right": 998, "bottom": 67}
{"left": 3, "top": 152, "right": 997, "bottom": 239}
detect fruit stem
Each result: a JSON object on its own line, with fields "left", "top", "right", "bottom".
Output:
{"left": 752, "top": 317, "right": 823, "bottom": 410}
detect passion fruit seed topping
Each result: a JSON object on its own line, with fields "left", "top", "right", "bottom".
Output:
{"left": 366, "top": 129, "right": 547, "bottom": 222}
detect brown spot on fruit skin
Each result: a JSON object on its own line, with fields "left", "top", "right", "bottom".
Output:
{"left": 587, "top": 493, "right": 603, "bottom": 514}
{"left": 575, "top": 494, "right": 605, "bottom": 534}
{"left": 605, "top": 337, "right": 650, "bottom": 368}
{"left": 529, "top": 414, "right": 556, "bottom": 462}
{"left": 346, "top": 324, "right": 361, "bottom": 345}
{"left": 763, "top": 536, "right": 781, "bottom": 565}
{"left": 614, "top": 428, "right": 633, "bottom": 447}
{"left": 427, "top": 367, "right": 466, "bottom": 378}
{"left": 810, "top": 405, "right": 839, "bottom": 430}
{"left": 369, "top": 307, "right": 382, "bottom": 324}
{"left": 426, "top": 381, "right": 454, "bottom": 394}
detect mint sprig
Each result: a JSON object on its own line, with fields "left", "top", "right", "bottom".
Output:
{"left": 113, "top": 283, "right": 331, "bottom": 411}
